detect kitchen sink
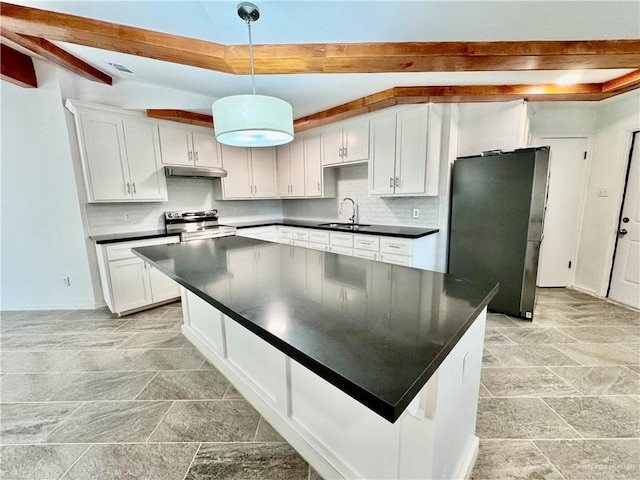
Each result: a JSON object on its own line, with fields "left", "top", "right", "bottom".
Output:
{"left": 317, "top": 222, "right": 371, "bottom": 230}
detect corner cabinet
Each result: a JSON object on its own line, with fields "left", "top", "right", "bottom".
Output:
{"left": 215, "top": 145, "right": 278, "bottom": 199}
{"left": 369, "top": 104, "right": 443, "bottom": 197}
{"left": 95, "top": 236, "right": 181, "bottom": 316}
{"left": 158, "top": 124, "right": 221, "bottom": 168}
{"left": 66, "top": 100, "right": 168, "bottom": 203}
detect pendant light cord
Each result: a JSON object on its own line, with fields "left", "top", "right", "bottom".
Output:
{"left": 246, "top": 18, "right": 256, "bottom": 95}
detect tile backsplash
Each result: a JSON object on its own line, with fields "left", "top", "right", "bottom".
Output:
{"left": 282, "top": 164, "right": 440, "bottom": 227}
{"left": 85, "top": 164, "right": 440, "bottom": 235}
{"left": 85, "top": 177, "right": 282, "bottom": 235}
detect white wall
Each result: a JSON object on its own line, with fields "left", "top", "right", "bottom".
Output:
{"left": 574, "top": 90, "right": 640, "bottom": 296}
{"left": 0, "top": 61, "right": 97, "bottom": 309}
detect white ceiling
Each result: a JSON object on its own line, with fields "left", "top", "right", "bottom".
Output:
{"left": 7, "top": 1, "right": 640, "bottom": 117}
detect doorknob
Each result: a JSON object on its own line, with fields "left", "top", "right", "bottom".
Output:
{"left": 622, "top": 217, "right": 629, "bottom": 223}
{"left": 618, "top": 228, "right": 628, "bottom": 235}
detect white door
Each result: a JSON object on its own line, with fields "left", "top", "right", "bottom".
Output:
{"left": 80, "top": 112, "right": 130, "bottom": 201}
{"left": 609, "top": 132, "right": 640, "bottom": 308}
{"left": 108, "top": 257, "right": 152, "bottom": 313}
{"left": 158, "top": 125, "right": 192, "bottom": 166}
{"left": 148, "top": 265, "right": 180, "bottom": 303}
{"left": 250, "top": 147, "right": 278, "bottom": 198}
{"left": 369, "top": 114, "right": 397, "bottom": 195}
{"left": 276, "top": 144, "right": 292, "bottom": 197}
{"left": 289, "top": 138, "right": 306, "bottom": 196}
{"left": 220, "top": 145, "right": 252, "bottom": 198}
{"left": 537, "top": 137, "right": 588, "bottom": 287}
{"left": 192, "top": 130, "right": 221, "bottom": 168}
{"left": 123, "top": 120, "right": 167, "bottom": 201}
{"left": 304, "top": 134, "right": 323, "bottom": 197}
{"left": 395, "top": 107, "right": 428, "bottom": 195}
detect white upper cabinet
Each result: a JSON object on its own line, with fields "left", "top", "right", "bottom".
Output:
{"left": 321, "top": 119, "right": 370, "bottom": 165}
{"left": 277, "top": 137, "right": 306, "bottom": 197}
{"left": 218, "top": 145, "right": 278, "bottom": 199}
{"left": 304, "top": 134, "right": 324, "bottom": 197}
{"left": 159, "top": 124, "right": 221, "bottom": 168}
{"left": 67, "top": 100, "right": 167, "bottom": 203}
{"left": 369, "top": 104, "right": 443, "bottom": 197}
{"left": 457, "top": 100, "right": 530, "bottom": 157}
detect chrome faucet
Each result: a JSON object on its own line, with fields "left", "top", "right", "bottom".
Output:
{"left": 339, "top": 197, "right": 358, "bottom": 225}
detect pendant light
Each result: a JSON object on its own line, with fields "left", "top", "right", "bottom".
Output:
{"left": 212, "top": 2, "right": 294, "bottom": 147}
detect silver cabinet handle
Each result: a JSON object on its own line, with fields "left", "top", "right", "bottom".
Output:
{"left": 317, "top": 181, "right": 321, "bottom": 191}
{"left": 389, "top": 177, "right": 394, "bottom": 188}
{"left": 188, "top": 151, "right": 193, "bottom": 161}
{"left": 126, "top": 182, "right": 131, "bottom": 194}
{"left": 132, "top": 182, "right": 136, "bottom": 194}
{"left": 388, "top": 245, "right": 400, "bottom": 249}
{"left": 194, "top": 151, "right": 199, "bottom": 162}
{"left": 395, "top": 177, "right": 400, "bottom": 188}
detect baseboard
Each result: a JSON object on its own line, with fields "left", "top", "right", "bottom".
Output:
{"left": 568, "top": 285, "right": 599, "bottom": 297}
{"left": 0, "top": 301, "right": 106, "bottom": 311}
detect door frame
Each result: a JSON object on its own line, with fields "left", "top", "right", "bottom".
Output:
{"left": 533, "top": 133, "right": 593, "bottom": 287}
{"left": 606, "top": 129, "right": 640, "bottom": 299}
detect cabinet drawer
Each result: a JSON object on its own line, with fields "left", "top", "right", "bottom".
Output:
{"left": 309, "top": 242, "right": 330, "bottom": 251}
{"left": 293, "top": 240, "right": 310, "bottom": 248}
{"left": 278, "top": 227, "right": 293, "bottom": 239}
{"left": 380, "top": 237, "right": 412, "bottom": 256}
{"left": 330, "top": 245, "right": 353, "bottom": 256}
{"left": 381, "top": 252, "right": 412, "bottom": 266}
{"left": 353, "top": 249, "right": 377, "bottom": 260}
{"left": 309, "top": 230, "right": 330, "bottom": 244}
{"left": 330, "top": 232, "right": 353, "bottom": 248}
{"left": 292, "top": 229, "right": 310, "bottom": 242}
{"left": 354, "top": 235, "right": 380, "bottom": 252}
{"left": 105, "top": 236, "right": 179, "bottom": 261}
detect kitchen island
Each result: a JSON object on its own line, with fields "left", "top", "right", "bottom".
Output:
{"left": 134, "top": 237, "right": 497, "bottom": 480}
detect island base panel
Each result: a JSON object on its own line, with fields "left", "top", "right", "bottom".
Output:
{"left": 180, "top": 289, "right": 485, "bottom": 479}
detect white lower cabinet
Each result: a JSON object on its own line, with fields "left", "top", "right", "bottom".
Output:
{"left": 96, "top": 236, "right": 180, "bottom": 315}
{"left": 236, "top": 226, "right": 279, "bottom": 242}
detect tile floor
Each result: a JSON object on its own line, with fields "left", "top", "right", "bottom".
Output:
{"left": 0, "top": 288, "right": 638, "bottom": 479}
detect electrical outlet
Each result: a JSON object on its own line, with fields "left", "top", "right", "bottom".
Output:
{"left": 123, "top": 212, "right": 132, "bottom": 221}
{"left": 62, "top": 276, "right": 71, "bottom": 287}
{"left": 412, "top": 208, "right": 420, "bottom": 218}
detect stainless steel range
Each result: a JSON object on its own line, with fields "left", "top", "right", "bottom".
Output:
{"left": 164, "top": 209, "right": 236, "bottom": 242}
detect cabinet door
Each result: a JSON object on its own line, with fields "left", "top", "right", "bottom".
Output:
{"left": 276, "top": 144, "right": 292, "bottom": 197}
{"left": 123, "top": 120, "right": 168, "bottom": 201}
{"left": 305, "top": 134, "right": 322, "bottom": 197}
{"left": 158, "top": 125, "right": 192, "bottom": 166}
{"left": 108, "top": 257, "right": 152, "bottom": 313}
{"left": 192, "top": 130, "right": 221, "bottom": 168}
{"left": 369, "top": 114, "right": 397, "bottom": 195}
{"left": 289, "top": 138, "right": 306, "bottom": 196}
{"left": 220, "top": 145, "right": 252, "bottom": 198}
{"left": 80, "top": 112, "right": 130, "bottom": 201}
{"left": 395, "top": 107, "right": 428, "bottom": 195}
{"left": 148, "top": 265, "right": 180, "bottom": 303}
{"left": 321, "top": 127, "right": 344, "bottom": 165}
{"left": 344, "top": 120, "right": 370, "bottom": 162}
{"left": 250, "top": 147, "right": 278, "bottom": 198}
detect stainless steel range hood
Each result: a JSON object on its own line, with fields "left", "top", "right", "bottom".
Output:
{"left": 164, "top": 165, "right": 227, "bottom": 178}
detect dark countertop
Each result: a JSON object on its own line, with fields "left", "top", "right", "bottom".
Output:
{"left": 133, "top": 237, "right": 497, "bottom": 423}
{"left": 91, "top": 230, "right": 175, "bottom": 244}
{"left": 222, "top": 218, "right": 439, "bottom": 239}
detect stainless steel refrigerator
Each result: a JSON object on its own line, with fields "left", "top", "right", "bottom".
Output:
{"left": 448, "top": 147, "right": 550, "bottom": 320}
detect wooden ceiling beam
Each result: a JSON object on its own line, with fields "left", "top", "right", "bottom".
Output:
{"left": 146, "top": 110, "right": 214, "bottom": 128}
{"left": 0, "top": 42, "right": 37, "bottom": 88}
{"left": 602, "top": 69, "right": 640, "bottom": 94}
{"left": 2, "top": 3, "right": 639, "bottom": 75}
{"left": 147, "top": 70, "right": 640, "bottom": 132}
{"left": 1, "top": 29, "right": 112, "bottom": 84}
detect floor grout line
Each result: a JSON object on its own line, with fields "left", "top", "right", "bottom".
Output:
{"left": 143, "top": 400, "right": 176, "bottom": 443}
{"left": 181, "top": 442, "right": 203, "bottom": 480}
{"left": 530, "top": 439, "right": 569, "bottom": 480}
